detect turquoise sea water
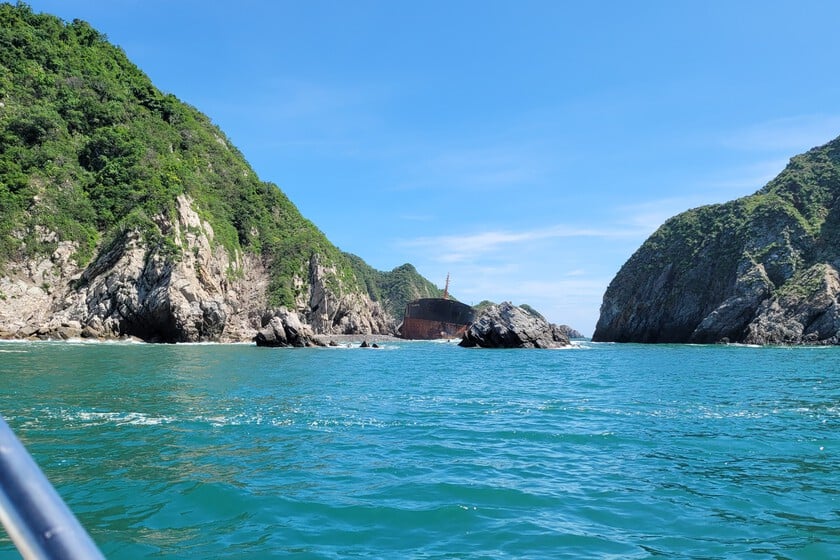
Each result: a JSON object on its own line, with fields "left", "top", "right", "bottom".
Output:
{"left": 0, "top": 340, "right": 837, "bottom": 559}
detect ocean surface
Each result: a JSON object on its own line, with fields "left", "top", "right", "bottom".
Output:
{"left": 0, "top": 340, "right": 837, "bottom": 559}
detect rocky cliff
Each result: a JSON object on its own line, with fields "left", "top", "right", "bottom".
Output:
{"left": 0, "top": 192, "right": 395, "bottom": 342}
{"left": 0, "top": 4, "right": 428, "bottom": 342}
{"left": 594, "top": 135, "right": 840, "bottom": 345}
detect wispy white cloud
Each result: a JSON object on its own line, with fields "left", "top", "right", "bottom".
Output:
{"left": 401, "top": 224, "right": 643, "bottom": 263}
{"left": 613, "top": 193, "right": 741, "bottom": 235}
{"left": 391, "top": 141, "right": 557, "bottom": 192}
{"left": 259, "top": 78, "right": 390, "bottom": 121}
{"left": 209, "top": 77, "right": 387, "bottom": 122}
{"left": 701, "top": 158, "right": 788, "bottom": 191}
{"left": 425, "top": 147, "right": 543, "bottom": 189}
{"left": 201, "top": 77, "right": 392, "bottom": 158}
{"left": 613, "top": 157, "right": 788, "bottom": 235}
{"left": 396, "top": 223, "right": 635, "bottom": 334}
{"left": 722, "top": 114, "right": 840, "bottom": 153}
{"left": 514, "top": 278, "right": 608, "bottom": 300}
{"left": 443, "top": 271, "right": 611, "bottom": 335}
{"left": 615, "top": 197, "right": 694, "bottom": 234}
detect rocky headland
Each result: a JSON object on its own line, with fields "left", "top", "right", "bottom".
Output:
{"left": 0, "top": 192, "right": 400, "bottom": 343}
{"left": 0, "top": 6, "right": 582, "bottom": 347}
{"left": 594, "top": 135, "right": 840, "bottom": 345}
{"left": 0, "top": 5, "right": 440, "bottom": 343}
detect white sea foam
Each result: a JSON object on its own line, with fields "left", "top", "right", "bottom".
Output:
{"left": 322, "top": 343, "right": 402, "bottom": 351}
{"left": 550, "top": 342, "right": 587, "bottom": 350}
{"left": 67, "top": 410, "right": 176, "bottom": 426}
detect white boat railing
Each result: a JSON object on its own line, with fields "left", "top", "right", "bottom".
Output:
{"left": 0, "top": 416, "right": 105, "bottom": 559}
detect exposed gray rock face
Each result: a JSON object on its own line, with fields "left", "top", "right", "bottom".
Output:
{"left": 59, "top": 195, "right": 242, "bottom": 342}
{"left": 593, "top": 136, "right": 840, "bottom": 345}
{"left": 0, "top": 7, "right": 410, "bottom": 345}
{"left": 554, "top": 324, "right": 584, "bottom": 339}
{"left": 0, "top": 195, "right": 392, "bottom": 342}
{"left": 303, "top": 255, "right": 393, "bottom": 335}
{"left": 254, "top": 308, "right": 323, "bottom": 347}
{"left": 741, "top": 264, "right": 840, "bottom": 344}
{"left": 459, "top": 302, "right": 570, "bottom": 348}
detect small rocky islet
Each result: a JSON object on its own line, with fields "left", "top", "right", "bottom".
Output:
{"left": 252, "top": 301, "right": 576, "bottom": 349}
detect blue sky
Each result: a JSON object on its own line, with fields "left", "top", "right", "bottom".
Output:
{"left": 23, "top": 1, "right": 840, "bottom": 335}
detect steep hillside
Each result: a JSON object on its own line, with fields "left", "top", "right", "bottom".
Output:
{"left": 0, "top": 4, "right": 434, "bottom": 341}
{"left": 343, "top": 256, "right": 444, "bottom": 318}
{"left": 594, "top": 135, "right": 840, "bottom": 344}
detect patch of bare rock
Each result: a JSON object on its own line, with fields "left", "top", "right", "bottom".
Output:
{"left": 459, "top": 302, "right": 570, "bottom": 349}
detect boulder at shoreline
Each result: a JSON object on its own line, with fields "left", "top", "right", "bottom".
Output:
{"left": 459, "top": 302, "right": 570, "bottom": 349}
{"left": 254, "top": 308, "right": 322, "bottom": 347}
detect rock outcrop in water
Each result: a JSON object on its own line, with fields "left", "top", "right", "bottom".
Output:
{"left": 594, "top": 134, "right": 840, "bottom": 345}
{"left": 0, "top": 5, "right": 438, "bottom": 342}
{"left": 553, "top": 324, "right": 584, "bottom": 339}
{"left": 460, "top": 302, "right": 570, "bottom": 348}
{"left": 254, "top": 308, "right": 324, "bottom": 347}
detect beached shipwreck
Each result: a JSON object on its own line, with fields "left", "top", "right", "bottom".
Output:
{"left": 397, "top": 297, "right": 476, "bottom": 340}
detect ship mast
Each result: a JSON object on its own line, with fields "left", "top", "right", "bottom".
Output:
{"left": 443, "top": 273, "right": 450, "bottom": 300}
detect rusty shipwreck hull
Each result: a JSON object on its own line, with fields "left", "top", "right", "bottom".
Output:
{"left": 398, "top": 298, "right": 475, "bottom": 340}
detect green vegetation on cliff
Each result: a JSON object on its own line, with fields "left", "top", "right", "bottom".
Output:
{"left": 342, "top": 256, "right": 443, "bottom": 317}
{"left": 594, "top": 135, "right": 840, "bottom": 344}
{"left": 0, "top": 3, "right": 435, "bottom": 312}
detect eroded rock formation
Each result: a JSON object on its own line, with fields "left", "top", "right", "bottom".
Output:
{"left": 0, "top": 195, "right": 392, "bottom": 342}
{"left": 594, "top": 135, "right": 840, "bottom": 345}
{"left": 459, "top": 302, "right": 570, "bottom": 348}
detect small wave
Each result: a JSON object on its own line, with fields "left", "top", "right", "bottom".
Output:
{"left": 0, "top": 339, "right": 33, "bottom": 347}
{"left": 63, "top": 337, "right": 127, "bottom": 345}
{"left": 174, "top": 341, "right": 255, "bottom": 346}
{"left": 63, "top": 410, "right": 177, "bottom": 426}
{"left": 66, "top": 338, "right": 143, "bottom": 345}
{"left": 322, "top": 343, "right": 402, "bottom": 351}
{"left": 551, "top": 342, "right": 588, "bottom": 350}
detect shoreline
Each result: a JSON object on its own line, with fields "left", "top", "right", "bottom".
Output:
{"left": 313, "top": 334, "right": 403, "bottom": 345}
{"left": 0, "top": 332, "right": 410, "bottom": 346}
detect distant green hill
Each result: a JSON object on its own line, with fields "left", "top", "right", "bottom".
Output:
{"left": 343, "top": 256, "right": 444, "bottom": 317}
{"left": 0, "top": 3, "right": 438, "bottom": 340}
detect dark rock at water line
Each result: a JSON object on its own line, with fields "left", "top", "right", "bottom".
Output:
{"left": 254, "top": 308, "right": 323, "bottom": 347}
{"left": 459, "top": 302, "right": 570, "bottom": 349}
